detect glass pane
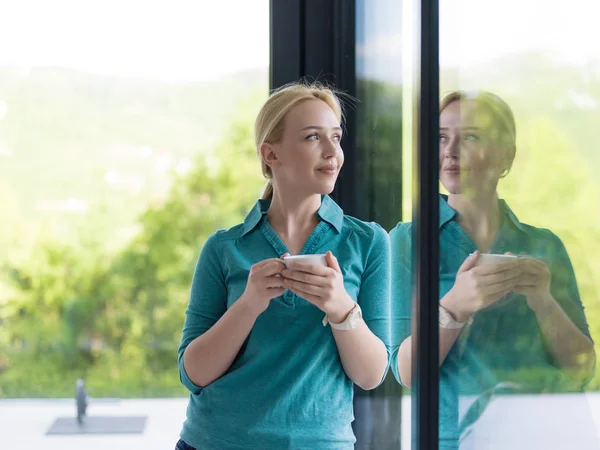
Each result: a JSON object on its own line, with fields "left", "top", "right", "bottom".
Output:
{"left": 0, "top": 1, "right": 269, "bottom": 448}
{"left": 434, "top": 0, "right": 600, "bottom": 448}
{"left": 355, "top": 0, "right": 405, "bottom": 449}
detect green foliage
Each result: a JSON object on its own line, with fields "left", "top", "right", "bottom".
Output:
{"left": 356, "top": 78, "right": 404, "bottom": 230}
{"left": 499, "top": 118, "right": 600, "bottom": 389}
{"left": 441, "top": 52, "right": 600, "bottom": 390}
{"left": 0, "top": 67, "right": 267, "bottom": 248}
{"left": 1, "top": 87, "right": 266, "bottom": 398}
{"left": 4, "top": 52, "right": 600, "bottom": 399}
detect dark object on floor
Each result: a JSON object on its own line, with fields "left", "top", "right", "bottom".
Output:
{"left": 45, "top": 379, "right": 147, "bottom": 435}
{"left": 76, "top": 379, "right": 88, "bottom": 425}
{"left": 46, "top": 416, "right": 147, "bottom": 435}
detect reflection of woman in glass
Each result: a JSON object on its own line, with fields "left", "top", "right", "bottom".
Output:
{"left": 175, "top": 82, "right": 390, "bottom": 450}
{"left": 390, "top": 91, "right": 595, "bottom": 449}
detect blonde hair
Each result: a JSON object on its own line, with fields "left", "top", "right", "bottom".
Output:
{"left": 255, "top": 81, "right": 344, "bottom": 199}
{"left": 440, "top": 90, "right": 517, "bottom": 177}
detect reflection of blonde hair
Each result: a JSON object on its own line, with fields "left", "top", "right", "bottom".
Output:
{"left": 440, "top": 90, "right": 516, "bottom": 177}
{"left": 255, "top": 81, "right": 344, "bottom": 199}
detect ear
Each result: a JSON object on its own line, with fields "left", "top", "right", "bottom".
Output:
{"left": 260, "top": 142, "right": 280, "bottom": 169}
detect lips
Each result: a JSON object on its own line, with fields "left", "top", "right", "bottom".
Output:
{"left": 443, "top": 165, "right": 460, "bottom": 174}
{"left": 317, "top": 165, "right": 338, "bottom": 173}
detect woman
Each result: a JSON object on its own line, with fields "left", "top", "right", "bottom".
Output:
{"left": 390, "top": 91, "right": 595, "bottom": 449}
{"left": 175, "top": 82, "right": 391, "bottom": 450}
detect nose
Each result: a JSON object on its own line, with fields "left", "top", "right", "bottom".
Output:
{"left": 443, "top": 135, "right": 459, "bottom": 159}
{"left": 323, "top": 136, "right": 339, "bottom": 158}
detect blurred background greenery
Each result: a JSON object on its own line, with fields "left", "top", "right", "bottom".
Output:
{"left": 1, "top": 49, "right": 600, "bottom": 398}
{"left": 0, "top": 67, "right": 268, "bottom": 397}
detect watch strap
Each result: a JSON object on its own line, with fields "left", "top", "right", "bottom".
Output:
{"left": 438, "top": 304, "right": 470, "bottom": 329}
{"left": 323, "top": 303, "right": 362, "bottom": 330}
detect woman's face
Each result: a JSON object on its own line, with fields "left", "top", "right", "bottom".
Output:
{"left": 263, "top": 99, "right": 344, "bottom": 197}
{"left": 439, "top": 99, "right": 510, "bottom": 196}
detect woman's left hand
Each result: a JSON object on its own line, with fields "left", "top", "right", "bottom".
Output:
{"left": 281, "top": 251, "right": 355, "bottom": 322}
{"left": 514, "top": 256, "right": 552, "bottom": 307}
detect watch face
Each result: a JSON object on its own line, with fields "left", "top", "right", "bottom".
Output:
{"left": 438, "top": 305, "right": 464, "bottom": 329}
{"left": 438, "top": 308, "right": 450, "bottom": 325}
{"left": 348, "top": 305, "right": 362, "bottom": 328}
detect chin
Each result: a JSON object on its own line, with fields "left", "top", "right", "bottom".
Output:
{"left": 319, "top": 187, "right": 335, "bottom": 195}
{"left": 316, "top": 183, "right": 336, "bottom": 195}
{"left": 441, "top": 180, "right": 460, "bottom": 195}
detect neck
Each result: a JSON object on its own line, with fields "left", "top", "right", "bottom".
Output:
{"left": 267, "top": 190, "right": 322, "bottom": 236}
{"left": 448, "top": 191, "right": 501, "bottom": 251}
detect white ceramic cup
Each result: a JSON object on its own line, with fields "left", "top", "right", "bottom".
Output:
{"left": 282, "top": 254, "right": 328, "bottom": 268}
{"left": 473, "top": 253, "right": 519, "bottom": 266}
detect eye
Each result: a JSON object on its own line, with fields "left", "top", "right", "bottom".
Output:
{"left": 464, "top": 134, "right": 479, "bottom": 141}
{"left": 332, "top": 134, "right": 342, "bottom": 142}
{"left": 439, "top": 134, "right": 448, "bottom": 142}
{"left": 305, "top": 133, "right": 319, "bottom": 141}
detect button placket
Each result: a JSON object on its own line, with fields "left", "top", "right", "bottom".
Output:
{"left": 259, "top": 220, "right": 294, "bottom": 307}
{"left": 258, "top": 218, "right": 333, "bottom": 310}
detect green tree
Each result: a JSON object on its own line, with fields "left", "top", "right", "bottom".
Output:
{"left": 499, "top": 117, "right": 600, "bottom": 389}
{"left": 1, "top": 92, "right": 267, "bottom": 397}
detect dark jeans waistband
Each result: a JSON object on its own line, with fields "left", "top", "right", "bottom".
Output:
{"left": 175, "top": 439, "right": 196, "bottom": 450}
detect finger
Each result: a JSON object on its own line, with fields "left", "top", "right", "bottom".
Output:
{"left": 517, "top": 268, "right": 546, "bottom": 280}
{"left": 254, "top": 257, "right": 285, "bottom": 270}
{"left": 326, "top": 251, "right": 342, "bottom": 273}
{"left": 459, "top": 251, "right": 480, "bottom": 273}
{"left": 264, "top": 275, "right": 287, "bottom": 289}
{"left": 258, "top": 260, "right": 287, "bottom": 276}
{"left": 276, "top": 254, "right": 290, "bottom": 268}
{"left": 483, "top": 277, "right": 519, "bottom": 296}
{"left": 521, "top": 265, "right": 549, "bottom": 278}
{"left": 475, "top": 260, "right": 520, "bottom": 275}
{"left": 281, "top": 269, "right": 325, "bottom": 287}
{"left": 513, "top": 275, "right": 540, "bottom": 287}
{"left": 481, "top": 267, "right": 522, "bottom": 284}
{"left": 283, "top": 278, "right": 323, "bottom": 296}
{"left": 518, "top": 257, "right": 546, "bottom": 267}
{"left": 285, "top": 261, "right": 330, "bottom": 276}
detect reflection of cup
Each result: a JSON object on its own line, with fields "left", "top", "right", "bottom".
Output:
{"left": 473, "top": 253, "right": 518, "bottom": 266}
{"left": 282, "top": 254, "right": 328, "bottom": 268}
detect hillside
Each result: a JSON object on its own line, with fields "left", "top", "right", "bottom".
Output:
{"left": 441, "top": 52, "right": 600, "bottom": 174}
{"left": 0, "top": 66, "right": 268, "bottom": 248}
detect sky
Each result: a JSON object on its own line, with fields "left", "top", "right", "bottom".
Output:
{"left": 439, "top": 0, "right": 600, "bottom": 68}
{"left": 0, "top": 0, "right": 270, "bottom": 82}
{"left": 359, "top": 0, "right": 600, "bottom": 83}
{"left": 0, "top": 0, "right": 599, "bottom": 83}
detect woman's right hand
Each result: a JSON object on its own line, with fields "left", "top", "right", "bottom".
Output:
{"left": 441, "top": 251, "right": 522, "bottom": 322}
{"left": 239, "top": 258, "right": 287, "bottom": 316}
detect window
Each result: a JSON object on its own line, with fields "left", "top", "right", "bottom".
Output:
{"left": 1, "top": 1, "right": 270, "bottom": 446}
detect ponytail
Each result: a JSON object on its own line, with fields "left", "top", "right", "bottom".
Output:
{"left": 261, "top": 180, "right": 274, "bottom": 200}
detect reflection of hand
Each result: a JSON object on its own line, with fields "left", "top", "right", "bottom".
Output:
{"left": 239, "top": 257, "right": 287, "bottom": 316}
{"left": 281, "top": 250, "right": 354, "bottom": 323}
{"left": 441, "top": 251, "right": 522, "bottom": 322}
{"left": 514, "top": 257, "right": 552, "bottom": 306}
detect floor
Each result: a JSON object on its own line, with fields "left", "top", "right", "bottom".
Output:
{"left": 2, "top": 393, "right": 600, "bottom": 449}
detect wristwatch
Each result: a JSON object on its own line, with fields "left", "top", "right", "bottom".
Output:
{"left": 438, "top": 305, "right": 471, "bottom": 329}
{"left": 322, "top": 303, "right": 363, "bottom": 330}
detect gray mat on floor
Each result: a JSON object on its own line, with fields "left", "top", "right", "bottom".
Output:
{"left": 46, "top": 416, "right": 147, "bottom": 435}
